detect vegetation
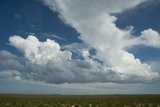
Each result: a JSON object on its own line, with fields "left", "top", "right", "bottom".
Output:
{"left": 0, "top": 94, "right": 160, "bottom": 107}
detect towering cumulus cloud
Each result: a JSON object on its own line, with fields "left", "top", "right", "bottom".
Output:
{"left": 1, "top": 0, "right": 160, "bottom": 84}
{"left": 40, "top": 0, "right": 160, "bottom": 82}
{"left": 5, "top": 32, "right": 158, "bottom": 84}
{"left": 9, "top": 35, "right": 72, "bottom": 65}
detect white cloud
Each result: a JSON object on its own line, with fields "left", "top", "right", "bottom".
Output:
{"left": 62, "top": 42, "right": 91, "bottom": 59}
{"left": 2, "top": 35, "right": 158, "bottom": 84}
{"left": 1, "top": 0, "right": 159, "bottom": 84}
{"left": 82, "top": 50, "right": 90, "bottom": 59}
{"left": 0, "top": 50, "right": 17, "bottom": 58}
{"left": 41, "top": 33, "right": 66, "bottom": 41}
{"left": 38, "top": 0, "right": 160, "bottom": 83}
{"left": 9, "top": 35, "right": 71, "bottom": 65}
{"left": 138, "top": 29, "right": 160, "bottom": 48}
{"left": 125, "top": 28, "right": 160, "bottom": 48}
{"left": 0, "top": 70, "right": 21, "bottom": 80}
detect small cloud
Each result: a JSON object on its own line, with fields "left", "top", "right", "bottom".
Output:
{"left": 15, "top": 76, "right": 21, "bottom": 80}
{"left": 0, "top": 70, "right": 21, "bottom": 80}
{"left": 62, "top": 43, "right": 91, "bottom": 55}
{"left": 41, "top": 33, "right": 66, "bottom": 41}
{"left": 14, "top": 13, "right": 23, "bottom": 20}
{"left": 82, "top": 50, "right": 90, "bottom": 59}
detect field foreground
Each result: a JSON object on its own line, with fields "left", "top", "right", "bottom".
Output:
{"left": 0, "top": 95, "right": 160, "bottom": 107}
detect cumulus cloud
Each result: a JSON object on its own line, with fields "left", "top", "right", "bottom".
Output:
{"left": 139, "top": 29, "right": 160, "bottom": 48}
{"left": 1, "top": 0, "right": 160, "bottom": 84}
{"left": 39, "top": 0, "right": 159, "bottom": 82}
{"left": 0, "top": 35, "right": 157, "bottom": 84}
{"left": 9, "top": 35, "right": 71, "bottom": 65}
{"left": 62, "top": 42, "right": 91, "bottom": 59}
{"left": 0, "top": 70, "right": 21, "bottom": 80}
{"left": 125, "top": 28, "right": 160, "bottom": 48}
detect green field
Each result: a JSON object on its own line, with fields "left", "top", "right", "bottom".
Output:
{"left": 0, "top": 95, "right": 160, "bottom": 107}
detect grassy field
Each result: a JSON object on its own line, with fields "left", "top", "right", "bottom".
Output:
{"left": 0, "top": 94, "right": 160, "bottom": 107}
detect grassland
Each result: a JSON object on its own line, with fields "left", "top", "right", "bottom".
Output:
{"left": 0, "top": 94, "right": 160, "bottom": 107}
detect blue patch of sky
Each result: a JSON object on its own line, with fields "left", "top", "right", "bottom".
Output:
{"left": 115, "top": 0, "right": 160, "bottom": 62}
{"left": 115, "top": 0, "right": 160, "bottom": 35}
{"left": 0, "top": 0, "right": 80, "bottom": 56}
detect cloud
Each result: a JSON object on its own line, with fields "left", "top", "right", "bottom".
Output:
{"left": 62, "top": 42, "right": 91, "bottom": 59}
{"left": 147, "top": 61, "right": 160, "bottom": 73}
{"left": 41, "top": 33, "right": 66, "bottom": 41}
{"left": 1, "top": 0, "right": 159, "bottom": 84}
{"left": 137, "top": 29, "right": 160, "bottom": 48}
{"left": 0, "top": 70, "right": 21, "bottom": 80}
{"left": 125, "top": 28, "right": 160, "bottom": 48}
{"left": 9, "top": 35, "right": 71, "bottom": 65}
{"left": 14, "top": 13, "right": 23, "bottom": 20}
{"left": 0, "top": 35, "right": 157, "bottom": 84}
{"left": 39, "top": 0, "right": 160, "bottom": 80}
{"left": 1, "top": 78, "right": 160, "bottom": 94}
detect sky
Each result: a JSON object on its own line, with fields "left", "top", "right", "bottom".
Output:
{"left": 0, "top": 0, "right": 160, "bottom": 95}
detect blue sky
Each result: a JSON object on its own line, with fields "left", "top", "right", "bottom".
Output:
{"left": 0, "top": 0, "right": 160, "bottom": 94}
